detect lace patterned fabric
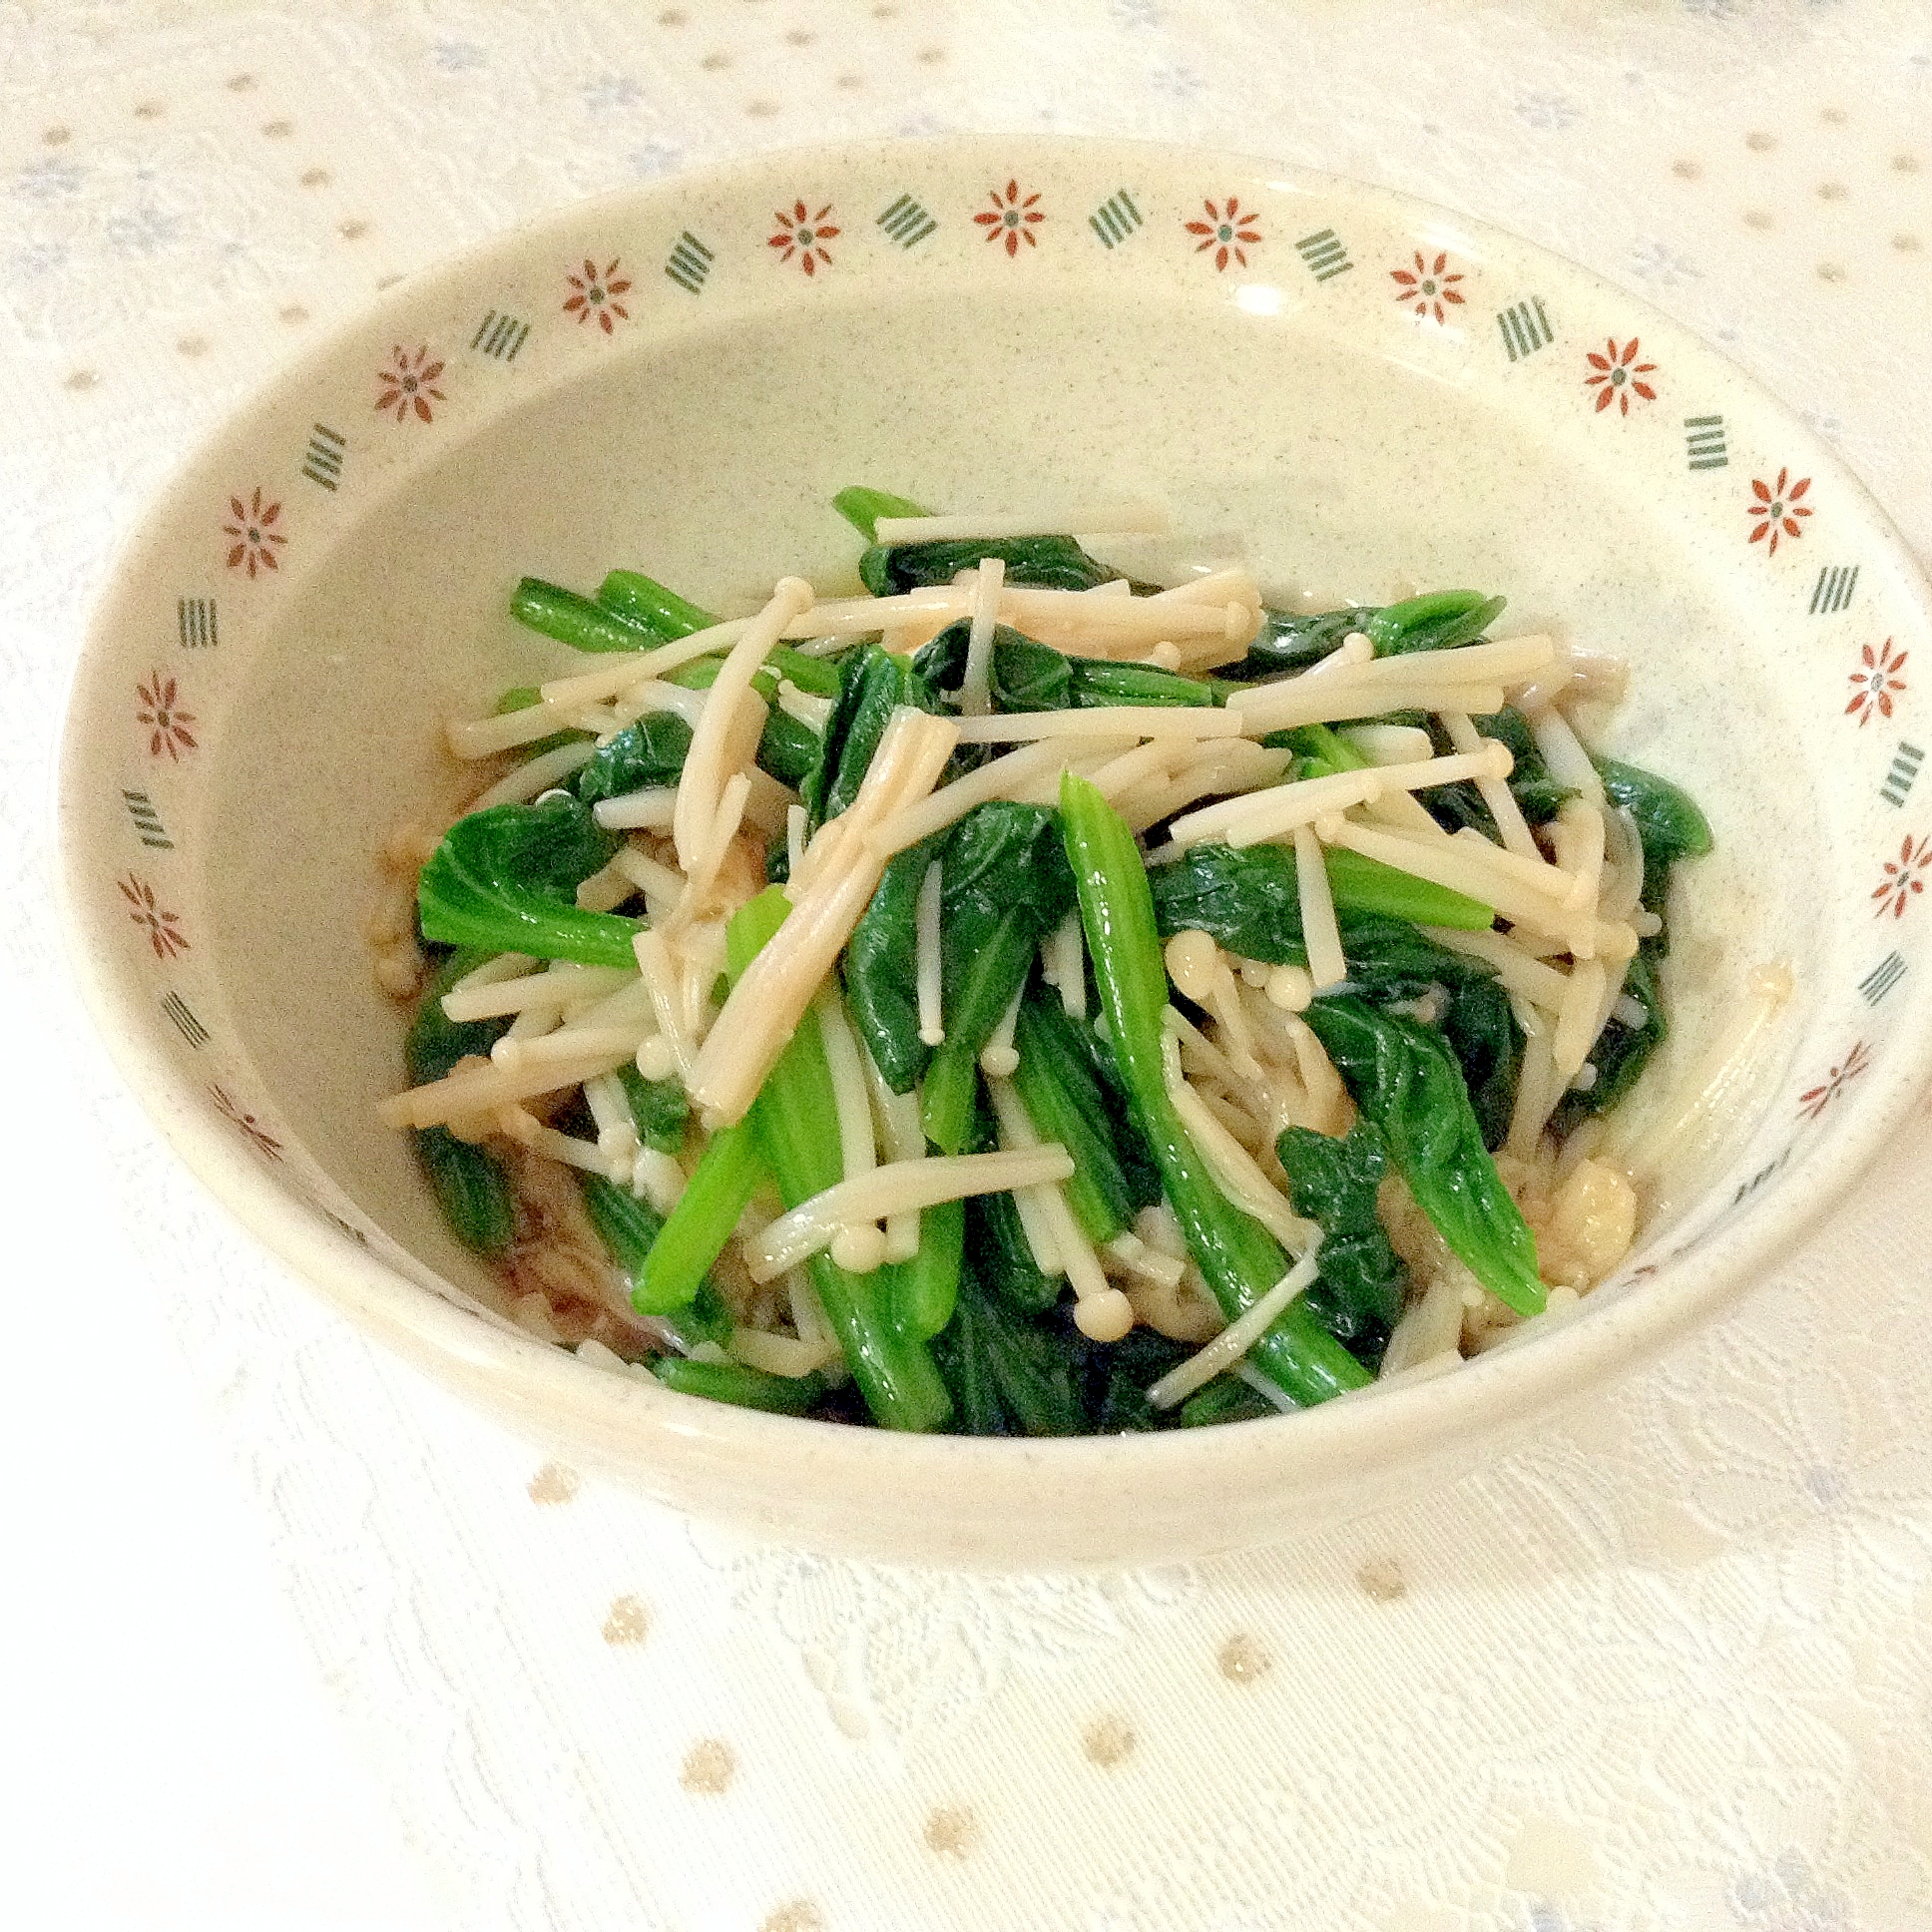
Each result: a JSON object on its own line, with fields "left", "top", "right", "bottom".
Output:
{"left": 7, "top": 3, "right": 1932, "bottom": 1927}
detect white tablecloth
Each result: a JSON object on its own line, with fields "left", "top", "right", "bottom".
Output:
{"left": 8, "top": 4, "right": 1932, "bottom": 1928}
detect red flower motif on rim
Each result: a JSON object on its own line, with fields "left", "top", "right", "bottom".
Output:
{"left": 210, "top": 1085, "right": 283, "bottom": 1161}
{"left": 974, "top": 179, "right": 1045, "bottom": 255}
{"left": 1585, "top": 335, "right": 1658, "bottom": 415}
{"left": 375, "top": 342, "right": 446, "bottom": 422}
{"left": 1871, "top": 833, "right": 1932, "bottom": 919}
{"left": 1186, "top": 196, "right": 1261, "bottom": 272}
{"left": 1389, "top": 249, "right": 1465, "bottom": 323}
{"left": 1846, "top": 638, "right": 1907, "bottom": 726}
{"left": 223, "top": 487, "right": 285, "bottom": 577}
{"left": 118, "top": 872, "right": 188, "bottom": 959}
{"left": 767, "top": 201, "right": 838, "bottom": 276}
{"left": 1747, "top": 467, "right": 1812, "bottom": 556}
{"left": 1797, "top": 1040, "right": 1872, "bottom": 1121}
{"left": 136, "top": 671, "right": 198, "bottom": 761}
{"left": 563, "top": 256, "right": 633, "bottom": 332}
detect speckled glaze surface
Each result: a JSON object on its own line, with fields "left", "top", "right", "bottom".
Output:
{"left": 55, "top": 136, "right": 1932, "bottom": 1567}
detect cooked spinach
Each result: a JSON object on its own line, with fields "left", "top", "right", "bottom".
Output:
{"left": 1276, "top": 1119, "right": 1405, "bottom": 1358}
{"left": 405, "top": 946, "right": 517, "bottom": 1254}
{"left": 1085, "top": 1325, "right": 1199, "bottom": 1433}
{"left": 1148, "top": 840, "right": 1493, "bottom": 960}
{"left": 831, "top": 484, "right": 930, "bottom": 543}
{"left": 802, "top": 640, "right": 944, "bottom": 828}
{"left": 1440, "top": 973, "right": 1522, "bottom": 1152}
{"left": 1062, "top": 773, "right": 1372, "bottom": 1405}
{"left": 1599, "top": 755, "right": 1713, "bottom": 924}
{"left": 616, "top": 1061, "right": 690, "bottom": 1154}
{"left": 1300, "top": 996, "right": 1544, "bottom": 1316}
{"left": 664, "top": 655, "right": 823, "bottom": 791}
{"left": 920, "top": 802, "right": 1078, "bottom": 1153}
{"left": 511, "top": 576, "right": 662, "bottom": 654}
{"left": 913, "top": 621, "right": 1214, "bottom": 713}
{"left": 728, "top": 890, "right": 952, "bottom": 1432}
{"left": 1551, "top": 941, "right": 1668, "bottom": 1135}
{"left": 580, "top": 1172, "right": 734, "bottom": 1351}
{"left": 595, "top": 568, "right": 717, "bottom": 641}
{"left": 417, "top": 795, "right": 633, "bottom": 966}
{"left": 1422, "top": 707, "right": 1575, "bottom": 837}
{"left": 966, "top": 1183, "right": 1062, "bottom": 1315}
{"left": 886, "top": 1197, "right": 968, "bottom": 1339}
{"left": 572, "top": 712, "right": 694, "bottom": 804}
{"left": 652, "top": 1359, "right": 831, "bottom": 1414}
{"left": 1011, "top": 995, "right": 1135, "bottom": 1242}
{"left": 1178, "top": 1376, "right": 1277, "bottom": 1428}
{"left": 934, "top": 1270, "right": 1089, "bottom": 1437}
{"left": 843, "top": 835, "right": 944, "bottom": 1094}
{"left": 1222, "top": 589, "right": 1505, "bottom": 681}
{"left": 861, "top": 533, "right": 1118, "bottom": 599}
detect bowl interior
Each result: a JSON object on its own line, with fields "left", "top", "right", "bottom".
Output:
{"left": 58, "top": 140, "right": 1932, "bottom": 1560}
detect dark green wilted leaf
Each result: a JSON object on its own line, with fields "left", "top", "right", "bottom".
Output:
{"left": 417, "top": 795, "right": 634, "bottom": 966}
{"left": 1221, "top": 590, "right": 1504, "bottom": 681}
{"left": 933, "top": 1270, "right": 1088, "bottom": 1437}
{"left": 1148, "top": 841, "right": 1492, "bottom": 962}
{"left": 1277, "top": 1120, "right": 1405, "bottom": 1358}
{"left": 406, "top": 948, "right": 518, "bottom": 1255}
{"left": 617, "top": 1062, "right": 690, "bottom": 1153}
{"left": 1084, "top": 1324, "right": 1197, "bottom": 1433}
{"left": 843, "top": 837, "right": 942, "bottom": 1093}
{"left": 1178, "top": 1376, "right": 1276, "bottom": 1427}
{"left": 1439, "top": 974, "right": 1520, "bottom": 1152}
{"left": 914, "top": 622, "right": 1213, "bottom": 713}
{"left": 1418, "top": 707, "right": 1573, "bottom": 839}
{"left": 921, "top": 802, "right": 1078, "bottom": 1152}
{"left": 1011, "top": 996, "right": 1135, "bottom": 1242}
{"left": 1301, "top": 996, "right": 1544, "bottom": 1317}
{"left": 1599, "top": 756, "right": 1713, "bottom": 925}
{"left": 966, "top": 1184, "right": 1062, "bottom": 1314}
{"left": 579, "top": 1172, "right": 733, "bottom": 1351}
{"left": 861, "top": 532, "right": 1118, "bottom": 599}
{"left": 803, "top": 640, "right": 944, "bottom": 828}
{"left": 573, "top": 712, "right": 694, "bottom": 804}
{"left": 660, "top": 655, "right": 826, "bottom": 790}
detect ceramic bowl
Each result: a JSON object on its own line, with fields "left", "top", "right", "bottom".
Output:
{"left": 56, "top": 137, "right": 1932, "bottom": 1568}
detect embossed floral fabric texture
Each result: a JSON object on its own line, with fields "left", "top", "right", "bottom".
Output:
{"left": 8, "top": 3, "right": 1932, "bottom": 1929}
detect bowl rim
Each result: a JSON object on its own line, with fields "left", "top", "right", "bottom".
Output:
{"left": 55, "top": 131, "right": 1932, "bottom": 1560}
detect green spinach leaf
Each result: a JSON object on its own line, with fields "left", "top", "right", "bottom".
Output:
{"left": 861, "top": 533, "right": 1118, "bottom": 599}
{"left": 914, "top": 621, "right": 1215, "bottom": 713}
{"left": 933, "top": 1270, "right": 1088, "bottom": 1437}
{"left": 572, "top": 712, "right": 694, "bottom": 804}
{"left": 1148, "top": 841, "right": 1492, "bottom": 960}
{"left": 417, "top": 795, "right": 634, "bottom": 966}
{"left": 1300, "top": 996, "right": 1544, "bottom": 1316}
{"left": 1222, "top": 590, "right": 1504, "bottom": 681}
{"left": 802, "top": 640, "right": 943, "bottom": 829}
{"left": 921, "top": 802, "right": 1078, "bottom": 1152}
{"left": 843, "top": 836, "right": 943, "bottom": 1094}
{"left": 1276, "top": 1119, "right": 1405, "bottom": 1358}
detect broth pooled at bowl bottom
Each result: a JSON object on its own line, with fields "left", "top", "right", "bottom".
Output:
{"left": 375, "top": 486, "right": 1744, "bottom": 1436}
